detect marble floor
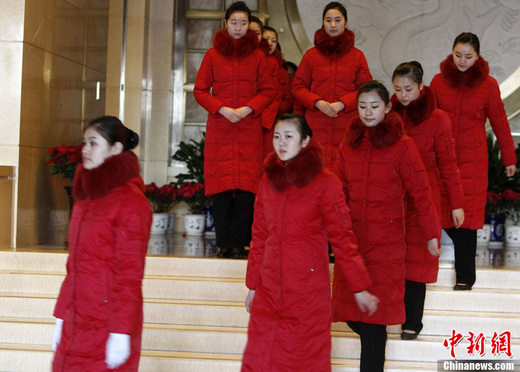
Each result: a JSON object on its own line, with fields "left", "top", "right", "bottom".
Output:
{"left": 2, "top": 231, "right": 520, "bottom": 270}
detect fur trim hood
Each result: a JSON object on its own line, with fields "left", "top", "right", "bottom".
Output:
{"left": 345, "top": 111, "right": 404, "bottom": 149}
{"left": 73, "top": 151, "right": 143, "bottom": 200}
{"left": 439, "top": 54, "right": 489, "bottom": 88}
{"left": 264, "top": 143, "right": 325, "bottom": 193}
{"left": 391, "top": 86, "right": 436, "bottom": 126}
{"left": 314, "top": 28, "right": 355, "bottom": 56}
{"left": 213, "top": 29, "right": 259, "bottom": 57}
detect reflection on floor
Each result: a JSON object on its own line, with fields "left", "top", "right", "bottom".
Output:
{"left": 2, "top": 232, "right": 519, "bottom": 269}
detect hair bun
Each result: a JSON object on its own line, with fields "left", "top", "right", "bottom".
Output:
{"left": 127, "top": 129, "right": 139, "bottom": 150}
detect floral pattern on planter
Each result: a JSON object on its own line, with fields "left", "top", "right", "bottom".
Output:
{"left": 184, "top": 214, "right": 206, "bottom": 235}
{"left": 505, "top": 225, "right": 520, "bottom": 247}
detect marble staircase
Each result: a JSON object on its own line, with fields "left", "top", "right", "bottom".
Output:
{"left": 0, "top": 248, "right": 518, "bottom": 371}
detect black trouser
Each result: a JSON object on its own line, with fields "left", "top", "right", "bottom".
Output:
{"left": 347, "top": 321, "right": 387, "bottom": 372}
{"left": 402, "top": 280, "right": 426, "bottom": 334}
{"left": 212, "top": 190, "right": 255, "bottom": 251}
{"left": 444, "top": 227, "right": 477, "bottom": 287}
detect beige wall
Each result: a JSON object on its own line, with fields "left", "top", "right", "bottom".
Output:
{"left": 14, "top": 0, "right": 108, "bottom": 247}
{"left": 0, "top": 0, "right": 176, "bottom": 247}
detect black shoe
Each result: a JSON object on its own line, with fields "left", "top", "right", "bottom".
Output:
{"left": 401, "top": 331, "right": 418, "bottom": 340}
{"left": 453, "top": 283, "right": 472, "bottom": 291}
{"left": 217, "top": 248, "right": 230, "bottom": 258}
{"left": 230, "top": 248, "right": 245, "bottom": 259}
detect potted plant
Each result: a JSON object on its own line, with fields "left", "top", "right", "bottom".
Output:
{"left": 145, "top": 182, "right": 179, "bottom": 234}
{"left": 172, "top": 135, "right": 212, "bottom": 235}
{"left": 46, "top": 144, "right": 83, "bottom": 218}
{"left": 46, "top": 143, "right": 83, "bottom": 183}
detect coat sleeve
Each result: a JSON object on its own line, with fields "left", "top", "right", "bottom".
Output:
{"left": 321, "top": 172, "right": 371, "bottom": 293}
{"left": 331, "top": 141, "right": 350, "bottom": 202}
{"left": 246, "top": 179, "right": 268, "bottom": 290}
{"left": 339, "top": 51, "right": 372, "bottom": 112}
{"left": 291, "top": 51, "right": 322, "bottom": 111}
{"left": 434, "top": 110, "right": 465, "bottom": 210}
{"left": 193, "top": 50, "right": 226, "bottom": 116}
{"left": 108, "top": 196, "right": 152, "bottom": 335}
{"left": 398, "top": 138, "right": 441, "bottom": 241}
{"left": 486, "top": 78, "right": 517, "bottom": 167}
{"left": 246, "top": 52, "right": 277, "bottom": 117}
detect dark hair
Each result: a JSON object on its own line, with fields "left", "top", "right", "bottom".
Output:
{"left": 452, "top": 32, "right": 480, "bottom": 55}
{"left": 249, "top": 15, "right": 263, "bottom": 30}
{"left": 287, "top": 61, "right": 297, "bottom": 71}
{"left": 322, "top": 2, "right": 348, "bottom": 22}
{"left": 392, "top": 61, "right": 424, "bottom": 85}
{"left": 275, "top": 113, "right": 313, "bottom": 142}
{"left": 225, "top": 1, "right": 251, "bottom": 21}
{"left": 357, "top": 80, "right": 390, "bottom": 105}
{"left": 85, "top": 116, "right": 139, "bottom": 151}
{"left": 263, "top": 25, "right": 278, "bottom": 38}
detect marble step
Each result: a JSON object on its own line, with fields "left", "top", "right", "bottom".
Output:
{"left": 2, "top": 251, "right": 519, "bottom": 291}
{"left": 1, "top": 293, "right": 518, "bottom": 340}
{"left": 0, "top": 343, "right": 439, "bottom": 372}
{"left": 1, "top": 316, "right": 517, "bottom": 363}
{"left": 1, "top": 270, "right": 519, "bottom": 315}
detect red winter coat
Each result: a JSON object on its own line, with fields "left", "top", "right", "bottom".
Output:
{"left": 292, "top": 28, "right": 372, "bottom": 166}
{"left": 332, "top": 113, "right": 440, "bottom": 325}
{"left": 391, "top": 87, "right": 464, "bottom": 283}
{"left": 53, "top": 151, "right": 152, "bottom": 371}
{"left": 194, "top": 29, "right": 276, "bottom": 196}
{"left": 430, "top": 56, "right": 516, "bottom": 229}
{"left": 242, "top": 144, "right": 371, "bottom": 371}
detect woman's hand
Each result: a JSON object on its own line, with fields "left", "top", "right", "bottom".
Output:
{"left": 315, "top": 100, "right": 338, "bottom": 118}
{"left": 219, "top": 106, "right": 244, "bottom": 123}
{"left": 354, "top": 290, "right": 379, "bottom": 316}
{"left": 427, "top": 238, "right": 442, "bottom": 257}
{"left": 330, "top": 101, "right": 345, "bottom": 114}
{"left": 452, "top": 208, "right": 465, "bottom": 228}
{"left": 235, "top": 106, "right": 253, "bottom": 119}
{"left": 505, "top": 164, "right": 517, "bottom": 177}
{"left": 245, "top": 289, "right": 256, "bottom": 313}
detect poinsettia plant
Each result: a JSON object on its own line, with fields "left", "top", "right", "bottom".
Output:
{"left": 145, "top": 182, "right": 179, "bottom": 213}
{"left": 485, "top": 191, "right": 504, "bottom": 216}
{"left": 502, "top": 189, "right": 520, "bottom": 225}
{"left": 46, "top": 144, "right": 83, "bottom": 183}
{"left": 177, "top": 181, "right": 208, "bottom": 214}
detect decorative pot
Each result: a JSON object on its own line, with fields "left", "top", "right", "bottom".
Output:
{"left": 476, "top": 224, "right": 491, "bottom": 246}
{"left": 485, "top": 215, "right": 505, "bottom": 242}
{"left": 505, "top": 225, "right": 520, "bottom": 247}
{"left": 184, "top": 214, "right": 206, "bottom": 235}
{"left": 150, "top": 213, "right": 169, "bottom": 234}
{"left": 204, "top": 205, "right": 215, "bottom": 233}
{"left": 166, "top": 213, "right": 176, "bottom": 234}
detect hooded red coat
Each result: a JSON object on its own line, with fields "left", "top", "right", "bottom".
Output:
{"left": 194, "top": 29, "right": 276, "bottom": 196}
{"left": 292, "top": 28, "right": 372, "bottom": 166}
{"left": 53, "top": 151, "right": 152, "bottom": 371}
{"left": 332, "top": 113, "right": 440, "bottom": 325}
{"left": 242, "top": 144, "right": 371, "bottom": 371}
{"left": 391, "top": 87, "right": 464, "bottom": 283}
{"left": 430, "top": 56, "right": 516, "bottom": 229}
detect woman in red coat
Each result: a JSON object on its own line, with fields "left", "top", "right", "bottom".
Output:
{"left": 391, "top": 61, "right": 465, "bottom": 340}
{"left": 332, "top": 81, "right": 441, "bottom": 372}
{"left": 194, "top": 2, "right": 275, "bottom": 259}
{"left": 242, "top": 113, "right": 378, "bottom": 371}
{"left": 292, "top": 1, "right": 372, "bottom": 166}
{"left": 52, "top": 116, "right": 152, "bottom": 371}
{"left": 430, "top": 32, "right": 517, "bottom": 290}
